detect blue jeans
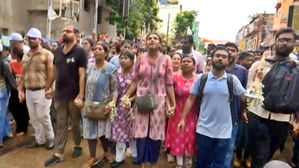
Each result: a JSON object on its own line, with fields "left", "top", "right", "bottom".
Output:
{"left": 223, "top": 122, "right": 238, "bottom": 168}
{"left": 196, "top": 133, "right": 230, "bottom": 168}
{"left": 0, "top": 87, "right": 11, "bottom": 143}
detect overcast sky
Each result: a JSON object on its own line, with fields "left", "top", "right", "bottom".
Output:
{"left": 180, "top": 0, "right": 277, "bottom": 41}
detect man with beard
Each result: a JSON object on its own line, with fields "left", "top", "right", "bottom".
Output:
{"left": 18, "top": 27, "right": 55, "bottom": 150}
{"left": 246, "top": 28, "right": 297, "bottom": 168}
{"left": 178, "top": 35, "right": 205, "bottom": 74}
{"left": 178, "top": 46, "right": 246, "bottom": 168}
{"left": 44, "top": 24, "right": 87, "bottom": 166}
{"left": 224, "top": 42, "right": 249, "bottom": 168}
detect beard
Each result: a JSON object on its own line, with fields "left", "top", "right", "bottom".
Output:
{"left": 29, "top": 42, "right": 38, "bottom": 49}
{"left": 276, "top": 46, "right": 293, "bottom": 57}
{"left": 212, "top": 62, "right": 226, "bottom": 70}
{"left": 62, "top": 36, "right": 74, "bottom": 44}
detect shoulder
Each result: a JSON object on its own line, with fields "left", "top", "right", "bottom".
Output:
{"left": 236, "top": 64, "right": 247, "bottom": 71}
{"left": 193, "top": 50, "right": 203, "bottom": 56}
{"left": 106, "top": 62, "right": 117, "bottom": 73}
{"left": 41, "top": 48, "right": 54, "bottom": 57}
{"left": 110, "top": 55, "right": 119, "bottom": 62}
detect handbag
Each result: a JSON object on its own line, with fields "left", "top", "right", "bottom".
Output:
{"left": 83, "top": 100, "right": 109, "bottom": 120}
{"left": 136, "top": 55, "right": 163, "bottom": 114}
{"left": 83, "top": 65, "right": 110, "bottom": 120}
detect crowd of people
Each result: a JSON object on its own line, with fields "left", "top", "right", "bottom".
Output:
{"left": 0, "top": 24, "right": 299, "bottom": 168}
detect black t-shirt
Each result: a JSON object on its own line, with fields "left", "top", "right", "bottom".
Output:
{"left": 54, "top": 44, "right": 87, "bottom": 100}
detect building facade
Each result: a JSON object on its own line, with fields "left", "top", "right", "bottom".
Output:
{"left": 236, "top": 13, "right": 274, "bottom": 51}
{"left": 157, "top": 1, "right": 181, "bottom": 42}
{"left": 0, "top": 0, "right": 116, "bottom": 39}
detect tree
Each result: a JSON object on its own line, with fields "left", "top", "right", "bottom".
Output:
{"left": 106, "top": 0, "right": 161, "bottom": 39}
{"left": 173, "top": 10, "right": 198, "bottom": 43}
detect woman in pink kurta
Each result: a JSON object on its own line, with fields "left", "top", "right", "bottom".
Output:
{"left": 165, "top": 56, "right": 198, "bottom": 168}
{"left": 124, "top": 33, "right": 176, "bottom": 168}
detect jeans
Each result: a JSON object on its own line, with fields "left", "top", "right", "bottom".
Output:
{"left": 224, "top": 122, "right": 238, "bottom": 168}
{"left": 196, "top": 133, "right": 230, "bottom": 168}
{"left": 0, "top": 87, "right": 11, "bottom": 143}
{"left": 248, "top": 113, "right": 290, "bottom": 168}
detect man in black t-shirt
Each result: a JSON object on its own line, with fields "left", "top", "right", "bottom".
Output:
{"left": 45, "top": 24, "right": 87, "bottom": 167}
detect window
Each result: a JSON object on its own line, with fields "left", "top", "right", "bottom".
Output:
{"left": 84, "top": 0, "right": 90, "bottom": 12}
{"left": 97, "top": 6, "right": 102, "bottom": 24}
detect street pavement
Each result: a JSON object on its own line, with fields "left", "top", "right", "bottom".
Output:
{"left": 0, "top": 125, "right": 295, "bottom": 168}
{"left": 0, "top": 127, "right": 176, "bottom": 168}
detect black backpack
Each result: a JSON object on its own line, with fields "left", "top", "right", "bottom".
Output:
{"left": 198, "top": 73, "right": 234, "bottom": 103}
{"left": 262, "top": 60, "right": 299, "bottom": 114}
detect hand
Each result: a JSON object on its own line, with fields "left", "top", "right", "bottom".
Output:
{"left": 74, "top": 97, "right": 84, "bottom": 108}
{"left": 292, "top": 119, "right": 299, "bottom": 137}
{"left": 18, "top": 90, "right": 25, "bottom": 103}
{"left": 240, "top": 112, "right": 249, "bottom": 124}
{"left": 177, "top": 119, "right": 185, "bottom": 132}
{"left": 166, "top": 106, "right": 175, "bottom": 117}
{"left": 45, "top": 88, "right": 54, "bottom": 99}
{"left": 104, "top": 105, "right": 112, "bottom": 115}
{"left": 105, "top": 101, "right": 115, "bottom": 115}
{"left": 120, "top": 95, "right": 131, "bottom": 109}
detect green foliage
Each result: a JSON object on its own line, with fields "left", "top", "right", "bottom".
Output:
{"left": 173, "top": 10, "right": 198, "bottom": 43}
{"left": 106, "top": 0, "right": 161, "bottom": 39}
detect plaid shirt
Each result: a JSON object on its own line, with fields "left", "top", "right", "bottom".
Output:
{"left": 22, "top": 46, "right": 54, "bottom": 89}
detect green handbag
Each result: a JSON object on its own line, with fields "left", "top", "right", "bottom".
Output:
{"left": 135, "top": 55, "right": 163, "bottom": 114}
{"left": 135, "top": 93, "right": 156, "bottom": 114}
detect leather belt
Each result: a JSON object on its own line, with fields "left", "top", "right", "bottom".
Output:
{"left": 26, "top": 87, "right": 45, "bottom": 91}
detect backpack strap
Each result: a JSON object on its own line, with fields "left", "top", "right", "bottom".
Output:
{"left": 198, "top": 73, "right": 208, "bottom": 98}
{"left": 227, "top": 73, "right": 234, "bottom": 102}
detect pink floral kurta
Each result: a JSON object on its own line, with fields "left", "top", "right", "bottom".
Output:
{"left": 132, "top": 53, "right": 173, "bottom": 140}
{"left": 165, "top": 74, "right": 198, "bottom": 156}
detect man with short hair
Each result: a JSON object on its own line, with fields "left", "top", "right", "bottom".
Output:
{"left": 239, "top": 52, "right": 254, "bottom": 69}
{"left": 44, "top": 24, "right": 87, "bottom": 167}
{"left": 224, "top": 42, "right": 248, "bottom": 168}
{"left": 178, "top": 35, "right": 205, "bottom": 74}
{"left": 178, "top": 46, "right": 246, "bottom": 168}
{"left": 247, "top": 28, "right": 297, "bottom": 168}
{"left": 18, "top": 27, "right": 55, "bottom": 150}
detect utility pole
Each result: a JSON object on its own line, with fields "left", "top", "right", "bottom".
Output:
{"left": 94, "top": 0, "right": 99, "bottom": 33}
{"left": 166, "top": 13, "right": 170, "bottom": 44}
{"left": 123, "top": 0, "right": 129, "bottom": 38}
{"left": 46, "top": 0, "right": 53, "bottom": 39}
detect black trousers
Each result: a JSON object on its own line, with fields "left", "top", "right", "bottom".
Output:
{"left": 248, "top": 112, "right": 290, "bottom": 168}
{"left": 9, "top": 89, "right": 29, "bottom": 133}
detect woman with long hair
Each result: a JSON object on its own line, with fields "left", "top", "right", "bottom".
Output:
{"left": 124, "top": 33, "right": 176, "bottom": 168}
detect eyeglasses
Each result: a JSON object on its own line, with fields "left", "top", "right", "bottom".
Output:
{"left": 276, "top": 38, "right": 294, "bottom": 44}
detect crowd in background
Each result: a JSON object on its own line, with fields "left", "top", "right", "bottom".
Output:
{"left": 0, "top": 25, "right": 299, "bottom": 168}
